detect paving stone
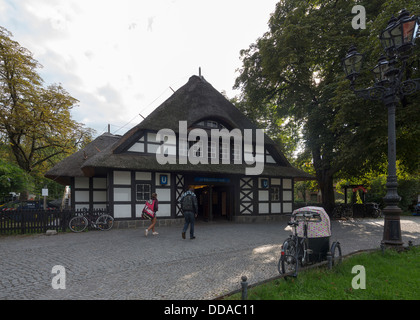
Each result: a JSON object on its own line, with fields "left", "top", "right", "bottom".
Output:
{"left": 0, "top": 217, "right": 418, "bottom": 300}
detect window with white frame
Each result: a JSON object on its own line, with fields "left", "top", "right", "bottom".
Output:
{"left": 270, "top": 187, "right": 280, "bottom": 201}
{"left": 191, "top": 140, "right": 203, "bottom": 157}
{"left": 136, "top": 184, "right": 151, "bottom": 201}
{"left": 221, "top": 142, "right": 229, "bottom": 161}
{"left": 179, "top": 138, "right": 188, "bottom": 157}
{"left": 233, "top": 143, "right": 241, "bottom": 162}
{"left": 209, "top": 141, "right": 217, "bottom": 159}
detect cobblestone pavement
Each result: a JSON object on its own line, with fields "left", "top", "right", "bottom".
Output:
{"left": 1, "top": 217, "right": 419, "bottom": 300}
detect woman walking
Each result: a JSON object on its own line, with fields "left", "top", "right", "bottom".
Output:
{"left": 144, "top": 193, "right": 159, "bottom": 236}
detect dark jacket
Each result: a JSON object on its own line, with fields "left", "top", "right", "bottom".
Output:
{"left": 179, "top": 191, "right": 198, "bottom": 214}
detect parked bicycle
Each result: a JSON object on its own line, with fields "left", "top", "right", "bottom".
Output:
{"left": 332, "top": 202, "right": 382, "bottom": 219}
{"left": 69, "top": 212, "right": 114, "bottom": 232}
{"left": 278, "top": 206, "right": 342, "bottom": 277}
{"left": 332, "top": 203, "right": 353, "bottom": 219}
{"left": 365, "top": 202, "right": 382, "bottom": 218}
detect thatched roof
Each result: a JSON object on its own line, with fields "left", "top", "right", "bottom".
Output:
{"left": 44, "top": 133, "right": 120, "bottom": 185}
{"left": 45, "top": 75, "right": 313, "bottom": 184}
{"left": 113, "top": 75, "right": 266, "bottom": 151}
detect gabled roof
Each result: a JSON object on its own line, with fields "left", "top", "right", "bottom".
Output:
{"left": 45, "top": 75, "right": 314, "bottom": 184}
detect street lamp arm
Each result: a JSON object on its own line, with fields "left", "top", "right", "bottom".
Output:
{"left": 352, "top": 86, "right": 387, "bottom": 101}
{"left": 399, "top": 78, "right": 420, "bottom": 97}
{"left": 352, "top": 78, "right": 420, "bottom": 102}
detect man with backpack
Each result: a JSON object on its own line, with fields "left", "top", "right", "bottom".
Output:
{"left": 179, "top": 186, "right": 198, "bottom": 240}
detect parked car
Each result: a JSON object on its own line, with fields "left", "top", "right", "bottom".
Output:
{"left": 0, "top": 200, "right": 57, "bottom": 211}
{"left": 0, "top": 200, "right": 58, "bottom": 223}
{"left": 415, "top": 202, "right": 420, "bottom": 215}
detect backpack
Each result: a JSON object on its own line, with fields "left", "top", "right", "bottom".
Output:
{"left": 142, "top": 199, "right": 156, "bottom": 220}
{"left": 181, "top": 194, "right": 194, "bottom": 212}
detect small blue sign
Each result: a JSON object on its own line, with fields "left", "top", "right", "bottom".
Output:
{"left": 160, "top": 174, "right": 168, "bottom": 185}
{"left": 194, "top": 177, "right": 230, "bottom": 183}
{"left": 261, "top": 179, "right": 268, "bottom": 189}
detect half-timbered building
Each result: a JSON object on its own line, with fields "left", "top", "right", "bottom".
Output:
{"left": 46, "top": 75, "right": 312, "bottom": 222}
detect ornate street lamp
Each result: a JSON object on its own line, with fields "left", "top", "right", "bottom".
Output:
{"left": 342, "top": 9, "right": 420, "bottom": 249}
{"left": 372, "top": 55, "right": 390, "bottom": 85}
{"left": 342, "top": 45, "right": 364, "bottom": 85}
{"left": 381, "top": 9, "right": 419, "bottom": 54}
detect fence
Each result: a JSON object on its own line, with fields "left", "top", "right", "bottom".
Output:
{"left": 0, "top": 208, "right": 110, "bottom": 235}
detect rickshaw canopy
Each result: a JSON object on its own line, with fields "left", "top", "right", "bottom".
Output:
{"left": 292, "top": 206, "right": 331, "bottom": 238}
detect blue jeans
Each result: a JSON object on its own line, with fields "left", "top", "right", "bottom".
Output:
{"left": 182, "top": 211, "right": 195, "bottom": 238}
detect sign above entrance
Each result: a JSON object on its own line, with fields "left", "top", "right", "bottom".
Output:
{"left": 194, "top": 177, "right": 230, "bottom": 184}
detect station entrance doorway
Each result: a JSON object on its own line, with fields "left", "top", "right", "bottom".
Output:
{"left": 193, "top": 185, "right": 234, "bottom": 221}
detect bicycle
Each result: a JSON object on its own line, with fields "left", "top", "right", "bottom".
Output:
{"left": 69, "top": 213, "right": 114, "bottom": 232}
{"left": 332, "top": 203, "right": 353, "bottom": 219}
{"left": 278, "top": 211, "right": 342, "bottom": 277}
{"left": 278, "top": 212, "right": 318, "bottom": 277}
{"left": 365, "top": 202, "right": 382, "bottom": 218}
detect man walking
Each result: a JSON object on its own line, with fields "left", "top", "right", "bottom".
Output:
{"left": 179, "top": 186, "right": 198, "bottom": 240}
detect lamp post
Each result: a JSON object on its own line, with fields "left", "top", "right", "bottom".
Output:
{"left": 342, "top": 9, "right": 420, "bottom": 248}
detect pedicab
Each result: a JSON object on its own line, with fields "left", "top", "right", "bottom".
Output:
{"left": 278, "top": 206, "right": 342, "bottom": 277}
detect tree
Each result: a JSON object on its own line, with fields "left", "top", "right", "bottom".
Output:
{"left": 234, "top": 0, "right": 420, "bottom": 214}
{"left": 0, "top": 158, "right": 33, "bottom": 201}
{"left": 0, "top": 26, "right": 93, "bottom": 173}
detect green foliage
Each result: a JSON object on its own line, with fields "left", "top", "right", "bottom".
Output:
{"left": 365, "top": 175, "right": 387, "bottom": 204}
{"left": 234, "top": 0, "right": 420, "bottom": 211}
{"left": 0, "top": 26, "right": 94, "bottom": 174}
{"left": 336, "top": 164, "right": 420, "bottom": 213}
{"left": 0, "top": 26, "right": 95, "bottom": 201}
{"left": 398, "top": 178, "right": 420, "bottom": 212}
{"left": 0, "top": 158, "right": 33, "bottom": 200}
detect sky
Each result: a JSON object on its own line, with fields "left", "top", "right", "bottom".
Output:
{"left": 0, "top": 0, "right": 279, "bottom": 137}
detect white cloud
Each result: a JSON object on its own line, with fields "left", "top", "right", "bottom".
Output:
{"left": 1, "top": 0, "right": 278, "bottom": 136}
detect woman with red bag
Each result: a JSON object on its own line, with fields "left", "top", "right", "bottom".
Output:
{"left": 144, "top": 193, "right": 158, "bottom": 236}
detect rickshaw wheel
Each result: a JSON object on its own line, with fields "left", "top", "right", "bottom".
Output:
{"left": 278, "top": 239, "right": 298, "bottom": 276}
{"left": 330, "top": 241, "right": 342, "bottom": 266}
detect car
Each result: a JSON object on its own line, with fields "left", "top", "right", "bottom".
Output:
{"left": 0, "top": 200, "right": 57, "bottom": 211}
{"left": 415, "top": 202, "right": 420, "bottom": 215}
{"left": 0, "top": 200, "right": 58, "bottom": 223}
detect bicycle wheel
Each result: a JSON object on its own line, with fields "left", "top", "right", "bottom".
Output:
{"left": 300, "top": 240, "right": 309, "bottom": 267}
{"left": 96, "top": 214, "right": 114, "bottom": 231}
{"left": 69, "top": 216, "right": 88, "bottom": 233}
{"left": 330, "top": 241, "right": 342, "bottom": 266}
{"left": 343, "top": 206, "right": 353, "bottom": 218}
{"left": 332, "top": 206, "right": 341, "bottom": 219}
{"left": 372, "top": 208, "right": 382, "bottom": 218}
{"left": 279, "top": 239, "right": 298, "bottom": 275}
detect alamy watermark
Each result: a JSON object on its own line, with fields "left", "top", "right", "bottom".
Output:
{"left": 352, "top": 5, "right": 366, "bottom": 30}
{"left": 155, "top": 121, "right": 265, "bottom": 176}
{"left": 51, "top": 265, "right": 66, "bottom": 290}
{"left": 351, "top": 265, "right": 366, "bottom": 290}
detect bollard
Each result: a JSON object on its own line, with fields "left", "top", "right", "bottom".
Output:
{"left": 241, "top": 276, "right": 248, "bottom": 300}
{"left": 327, "top": 251, "right": 332, "bottom": 270}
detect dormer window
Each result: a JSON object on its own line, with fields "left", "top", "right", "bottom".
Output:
{"left": 207, "top": 120, "right": 218, "bottom": 128}
{"left": 193, "top": 119, "right": 227, "bottom": 130}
